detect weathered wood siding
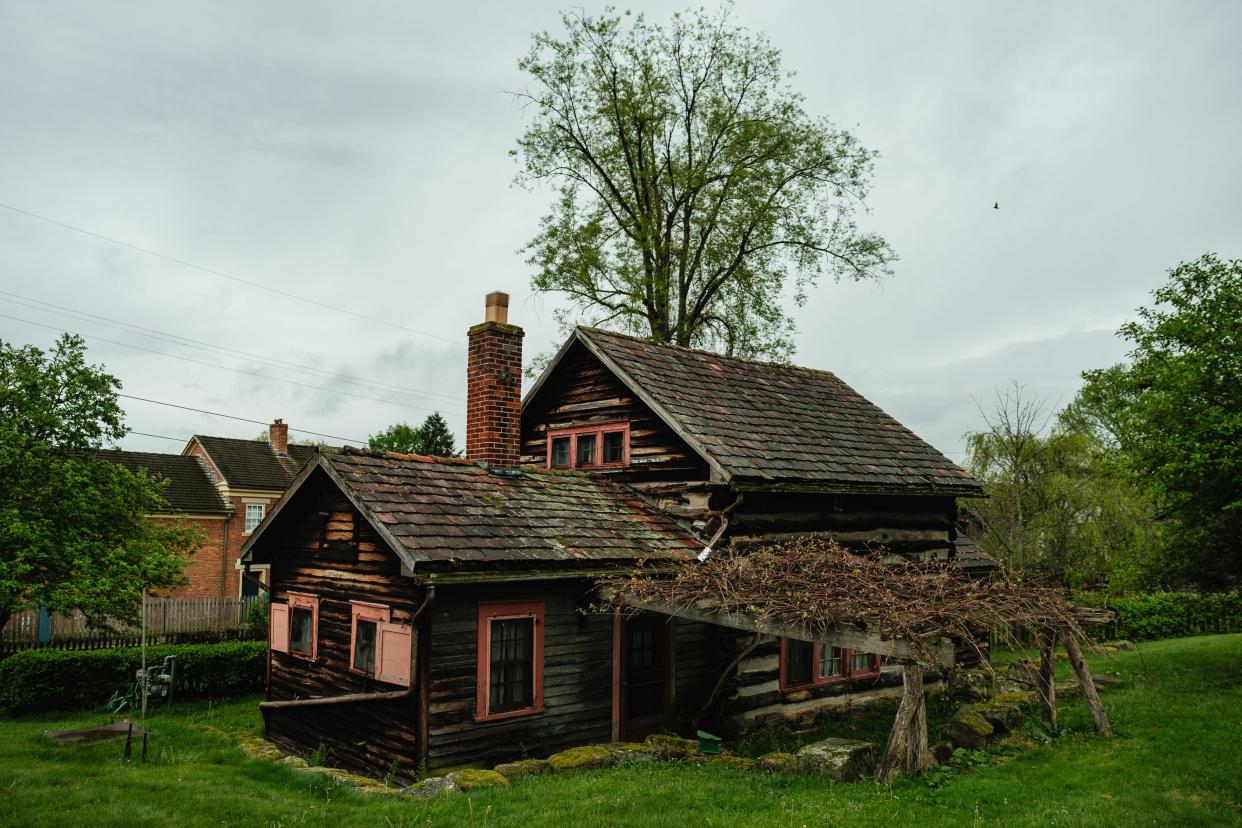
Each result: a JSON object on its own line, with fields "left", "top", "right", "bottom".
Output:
{"left": 427, "top": 580, "right": 611, "bottom": 769}
{"left": 262, "top": 472, "right": 421, "bottom": 780}
{"left": 521, "top": 341, "right": 710, "bottom": 486}
{"left": 727, "top": 492, "right": 958, "bottom": 562}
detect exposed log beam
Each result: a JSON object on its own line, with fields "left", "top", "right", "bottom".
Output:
{"left": 608, "top": 592, "right": 956, "bottom": 667}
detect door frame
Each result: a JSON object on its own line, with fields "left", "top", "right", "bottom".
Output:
{"left": 611, "top": 610, "right": 676, "bottom": 741}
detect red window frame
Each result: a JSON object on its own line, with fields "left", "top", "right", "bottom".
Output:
{"left": 349, "top": 601, "right": 390, "bottom": 677}
{"left": 475, "top": 600, "right": 545, "bottom": 722}
{"left": 546, "top": 422, "right": 630, "bottom": 470}
{"left": 778, "top": 638, "right": 881, "bottom": 692}
{"left": 286, "top": 592, "right": 319, "bottom": 661}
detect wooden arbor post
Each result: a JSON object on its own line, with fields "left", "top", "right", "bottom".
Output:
{"left": 1036, "top": 629, "right": 1058, "bottom": 729}
{"left": 1064, "top": 633, "right": 1113, "bottom": 737}
{"left": 877, "top": 664, "right": 930, "bottom": 782}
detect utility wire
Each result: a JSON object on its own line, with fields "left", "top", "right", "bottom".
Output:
{"left": 0, "top": 290, "right": 464, "bottom": 404}
{"left": 0, "top": 200, "right": 466, "bottom": 346}
{"left": 119, "top": 394, "right": 367, "bottom": 445}
{"left": 0, "top": 312, "right": 447, "bottom": 415}
{"left": 127, "top": 430, "right": 192, "bottom": 443}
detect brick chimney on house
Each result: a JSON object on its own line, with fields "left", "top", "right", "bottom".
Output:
{"left": 466, "top": 291, "right": 524, "bottom": 467}
{"left": 269, "top": 418, "right": 289, "bottom": 455}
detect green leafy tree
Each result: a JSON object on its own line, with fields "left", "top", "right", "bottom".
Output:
{"left": 0, "top": 334, "right": 199, "bottom": 630}
{"left": 368, "top": 413, "right": 458, "bottom": 457}
{"left": 964, "top": 384, "right": 1162, "bottom": 591}
{"left": 514, "top": 5, "right": 895, "bottom": 362}
{"left": 1082, "top": 254, "right": 1242, "bottom": 588}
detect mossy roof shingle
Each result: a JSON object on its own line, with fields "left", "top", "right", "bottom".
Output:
{"left": 191, "top": 436, "right": 317, "bottom": 491}
{"left": 567, "top": 328, "right": 981, "bottom": 495}
{"left": 321, "top": 450, "right": 701, "bottom": 566}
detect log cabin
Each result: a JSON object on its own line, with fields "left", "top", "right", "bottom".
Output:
{"left": 240, "top": 292, "right": 990, "bottom": 780}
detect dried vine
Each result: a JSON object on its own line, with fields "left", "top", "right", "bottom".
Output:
{"left": 604, "top": 536, "right": 1087, "bottom": 665}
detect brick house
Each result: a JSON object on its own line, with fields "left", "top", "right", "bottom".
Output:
{"left": 98, "top": 421, "right": 315, "bottom": 600}
{"left": 182, "top": 421, "right": 317, "bottom": 598}
{"left": 98, "top": 449, "right": 231, "bottom": 599}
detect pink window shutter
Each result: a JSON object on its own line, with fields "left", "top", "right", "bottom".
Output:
{"left": 269, "top": 603, "right": 290, "bottom": 653}
{"left": 376, "top": 622, "right": 413, "bottom": 686}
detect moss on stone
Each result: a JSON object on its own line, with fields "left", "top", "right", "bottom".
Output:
{"left": 448, "top": 769, "right": 509, "bottom": 791}
{"left": 711, "top": 755, "right": 757, "bottom": 771}
{"left": 943, "top": 706, "right": 994, "bottom": 749}
{"left": 643, "top": 734, "right": 702, "bottom": 761}
{"left": 990, "top": 690, "right": 1037, "bottom": 708}
{"left": 756, "top": 752, "right": 800, "bottom": 774}
{"left": 547, "top": 745, "right": 616, "bottom": 772}
{"left": 493, "top": 758, "right": 551, "bottom": 780}
{"left": 607, "top": 742, "right": 658, "bottom": 764}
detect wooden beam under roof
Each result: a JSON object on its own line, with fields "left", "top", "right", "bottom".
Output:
{"left": 606, "top": 591, "right": 957, "bottom": 668}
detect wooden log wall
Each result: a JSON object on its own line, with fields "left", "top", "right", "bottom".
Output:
{"left": 263, "top": 474, "right": 421, "bottom": 781}
{"left": 426, "top": 580, "right": 713, "bottom": 770}
{"left": 727, "top": 492, "right": 959, "bottom": 562}
{"left": 427, "top": 580, "right": 611, "bottom": 770}
{"left": 521, "top": 341, "right": 710, "bottom": 486}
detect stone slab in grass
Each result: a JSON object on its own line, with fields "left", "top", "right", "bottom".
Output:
{"left": 643, "top": 734, "right": 703, "bottom": 761}
{"left": 942, "top": 706, "right": 994, "bottom": 749}
{"left": 447, "top": 769, "right": 509, "bottom": 791}
{"left": 607, "top": 741, "right": 658, "bottom": 763}
{"left": 547, "top": 745, "right": 616, "bottom": 771}
{"left": 494, "top": 758, "right": 551, "bottom": 780}
{"left": 756, "top": 751, "right": 799, "bottom": 774}
{"left": 796, "top": 738, "right": 876, "bottom": 782}
{"left": 407, "top": 776, "right": 461, "bottom": 798}
{"left": 711, "top": 755, "right": 757, "bottom": 770}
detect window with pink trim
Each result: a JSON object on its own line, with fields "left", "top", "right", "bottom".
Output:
{"left": 476, "top": 601, "right": 545, "bottom": 721}
{"left": 779, "top": 638, "right": 880, "bottom": 691}
{"left": 286, "top": 593, "right": 319, "bottom": 661}
{"left": 546, "top": 422, "right": 630, "bottom": 470}
{"left": 350, "top": 601, "right": 390, "bottom": 676}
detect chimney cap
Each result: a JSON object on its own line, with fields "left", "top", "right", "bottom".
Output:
{"left": 485, "top": 291, "right": 509, "bottom": 324}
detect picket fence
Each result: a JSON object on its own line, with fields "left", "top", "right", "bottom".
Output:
{"left": 0, "top": 596, "right": 261, "bottom": 655}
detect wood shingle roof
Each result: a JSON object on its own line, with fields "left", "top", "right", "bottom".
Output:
{"left": 246, "top": 450, "right": 702, "bottom": 569}
{"left": 563, "top": 328, "right": 981, "bottom": 495}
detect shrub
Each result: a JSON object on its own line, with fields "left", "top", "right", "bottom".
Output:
{"left": 246, "top": 593, "right": 270, "bottom": 640}
{"left": 1079, "top": 591, "right": 1242, "bottom": 641}
{"left": 0, "top": 640, "right": 266, "bottom": 716}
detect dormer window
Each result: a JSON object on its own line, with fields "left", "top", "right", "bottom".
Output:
{"left": 546, "top": 423, "right": 630, "bottom": 469}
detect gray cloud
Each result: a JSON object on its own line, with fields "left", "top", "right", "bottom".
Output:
{"left": 1, "top": 1, "right": 1238, "bottom": 461}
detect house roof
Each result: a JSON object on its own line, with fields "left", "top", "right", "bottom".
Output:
{"left": 532, "top": 327, "right": 981, "bottom": 495}
{"left": 95, "top": 450, "right": 229, "bottom": 514}
{"left": 952, "top": 535, "right": 1001, "bottom": 572}
{"left": 243, "top": 449, "right": 701, "bottom": 570}
{"left": 188, "top": 436, "right": 317, "bottom": 492}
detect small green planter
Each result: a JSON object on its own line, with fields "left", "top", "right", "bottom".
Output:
{"left": 696, "top": 730, "right": 722, "bottom": 755}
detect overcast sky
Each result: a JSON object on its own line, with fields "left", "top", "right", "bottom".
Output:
{"left": 2, "top": 1, "right": 1239, "bottom": 463}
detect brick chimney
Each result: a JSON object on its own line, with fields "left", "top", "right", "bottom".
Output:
{"left": 466, "top": 291, "right": 524, "bottom": 467}
{"left": 269, "top": 418, "right": 289, "bottom": 455}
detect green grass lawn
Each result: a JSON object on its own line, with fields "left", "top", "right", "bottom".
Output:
{"left": 1, "top": 634, "right": 1239, "bottom": 827}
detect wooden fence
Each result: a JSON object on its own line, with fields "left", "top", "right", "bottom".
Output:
{"left": 1, "top": 596, "right": 262, "bottom": 656}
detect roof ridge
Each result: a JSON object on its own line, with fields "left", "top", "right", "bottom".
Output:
{"left": 577, "top": 326, "right": 842, "bottom": 380}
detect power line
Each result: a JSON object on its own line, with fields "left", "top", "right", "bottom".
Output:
{"left": 0, "top": 290, "right": 464, "bottom": 404}
{"left": 128, "top": 430, "right": 191, "bottom": 443}
{"left": 0, "top": 200, "right": 467, "bottom": 347}
{"left": 119, "top": 394, "right": 368, "bottom": 445}
{"left": 0, "top": 312, "right": 449, "bottom": 415}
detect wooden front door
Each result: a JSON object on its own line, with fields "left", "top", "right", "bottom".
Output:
{"left": 614, "top": 613, "right": 672, "bottom": 740}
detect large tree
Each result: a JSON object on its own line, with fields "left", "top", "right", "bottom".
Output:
{"left": 368, "top": 413, "right": 458, "bottom": 457}
{"left": 1082, "top": 254, "right": 1242, "bottom": 588}
{"left": 514, "top": 5, "right": 895, "bottom": 361}
{"left": 0, "top": 335, "right": 198, "bottom": 630}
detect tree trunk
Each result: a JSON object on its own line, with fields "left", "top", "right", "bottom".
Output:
{"left": 877, "top": 664, "right": 929, "bottom": 782}
{"left": 1064, "top": 634, "right": 1113, "bottom": 737}
{"left": 1037, "top": 629, "right": 1058, "bottom": 729}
